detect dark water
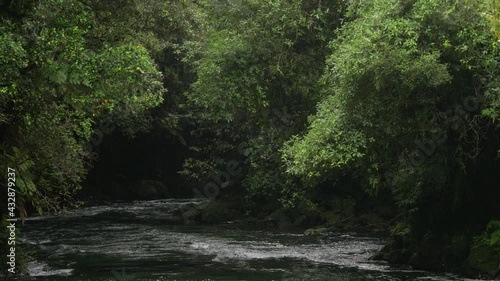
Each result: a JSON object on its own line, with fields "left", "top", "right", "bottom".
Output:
{"left": 18, "top": 199, "right": 478, "bottom": 281}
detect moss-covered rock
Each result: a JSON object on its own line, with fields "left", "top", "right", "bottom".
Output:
{"left": 467, "top": 244, "right": 499, "bottom": 277}
{"left": 305, "top": 226, "right": 328, "bottom": 235}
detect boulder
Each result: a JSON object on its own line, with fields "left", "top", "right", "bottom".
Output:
{"left": 305, "top": 226, "right": 328, "bottom": 235}
{"left": 264, "top": 209, "right": 293, "bottom": 229}
{"left": 467, "top": 245, "right": 500, "bottom": 277}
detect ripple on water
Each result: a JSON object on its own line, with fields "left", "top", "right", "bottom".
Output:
{"left": 27, "top": 260, "right": 73, "bottom": 277}
{"left": 21, "top": 200, "right": 485, "bottom": 281}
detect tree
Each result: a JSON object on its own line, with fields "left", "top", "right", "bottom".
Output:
{"left": 182, "top": 0, "right": 346, "bottom": 205}
{"left": 283, "top": 0, "right": 499, "bottom": 269}
{"left": 0, "top": 0, "right": 164, "bottom": 215}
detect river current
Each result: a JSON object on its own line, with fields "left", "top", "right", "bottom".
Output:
{"left": 18, "top": 199, "right": 481, "bottom": 281}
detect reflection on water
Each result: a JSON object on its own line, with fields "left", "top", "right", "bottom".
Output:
{"left": 18, "top": 199, "right": 479, "bottom": 281}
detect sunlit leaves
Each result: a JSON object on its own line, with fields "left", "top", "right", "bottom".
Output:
{"left": 0, "top": 22, "right": 28, "bottom": 96}
{"left": 283, "top": 0, "right": 497, "bottom": 197}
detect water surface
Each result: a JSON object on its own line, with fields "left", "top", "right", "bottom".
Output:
{"left": 19, "top": 199, "right": 479, "bottom": 280}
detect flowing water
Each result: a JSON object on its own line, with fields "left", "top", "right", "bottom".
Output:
{"left": 18, "top": 199, "right": 478, "bottom": 281}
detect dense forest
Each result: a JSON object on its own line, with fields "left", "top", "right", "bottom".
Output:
{"left": 1, "top": 0, "right": 499, "bottom": 279}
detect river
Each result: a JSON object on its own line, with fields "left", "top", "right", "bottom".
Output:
{"left": 18, "top": 199, "right": 480, "bottom": 281}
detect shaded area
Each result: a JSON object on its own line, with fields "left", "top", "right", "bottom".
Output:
{"left": 80, "top": 131, "right": 191, "bottom": 200}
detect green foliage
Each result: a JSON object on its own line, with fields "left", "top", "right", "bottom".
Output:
{"left": 283, "top": 0, "right": 498, "bottom": 209}
{"left": 0, "top": 1, "right": 497, "bottom": 273}
{"left": 0, "top": 22, "right": 27, "bottom": 96}
{"left": 391, "top": 221, "right": 411, "bottom": 237}
{"left": 282, "top": 108, "right": 370, "bottom": 185}
{"left": 0, "top": 0, "right": 165, "bottom": 212}
{"left": 469, "top": 220, "right": 500, "bottom": 275}
{"left": 304, "top": 226, "right": 328, "bottom": 234}
{"left": 188, "top": 0, "right": 344, "bottom": 123}
{"left": 243, "top": 166, "right": 305, "bottom": 209}
{"left": 474, "top": 220, "right": 500, "bottom": 250}
{"left": 283, "top": 0, "right": 456, "bottom": 184}
{"left": 277, "top": 2, "right": 500, "bottom": 272}
{"left": 184, "top": 0, "right": 346, "bottom": 205}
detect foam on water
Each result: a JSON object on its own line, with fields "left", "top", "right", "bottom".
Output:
{"left": 20, "top": 199, "right": 484, "bottom": 281}
{"left": 27, "top": 260, "right": 73, "bottom": 277}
